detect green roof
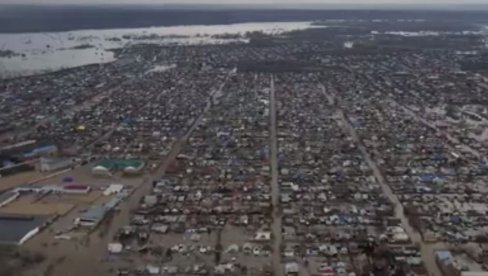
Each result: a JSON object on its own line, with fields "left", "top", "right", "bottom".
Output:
{"left": 95, "top": 159, "right": 144, "bottom": 170}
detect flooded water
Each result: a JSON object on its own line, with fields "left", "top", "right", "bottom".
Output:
{"left": 373, "top": 30, "right": 483, "bottom": 37}
{"left": 0, "top": 21, "right": 318, "bottom": 78}
{"left": 0, "top": 48, "right": 115, "bottom": 78}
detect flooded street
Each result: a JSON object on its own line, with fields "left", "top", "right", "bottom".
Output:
{"left": 269, "top": 75, "right": 283, "bottom": 276}
{"left": 323, "top": 85, "right": 443, "bottom": 276}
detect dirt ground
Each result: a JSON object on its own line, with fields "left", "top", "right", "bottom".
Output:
{"left": 18, "top": 167, "right": 148, "bottom": 276}
{"left": 0, "top": 171, "right": 43, "bottom": 191}
{"left": 0, "top": 161, "right": 148, "bottom": 276}
{"left": 0, "top": 194, "right": 74, "bottom": 215}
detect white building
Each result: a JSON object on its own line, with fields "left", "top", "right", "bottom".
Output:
{"left": 103, "top": 184, "right": 124, "bottom": 196}
{"left": 107, "top": 243, "right": 123, "bottom": 254}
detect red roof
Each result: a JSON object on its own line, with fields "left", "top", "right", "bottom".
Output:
{"left": 64, "top": 184, "right": 89, "bottom": 190}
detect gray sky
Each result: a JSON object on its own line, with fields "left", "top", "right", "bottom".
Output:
{"left": 0, "top": 0, "right": 486, "bottom": 5}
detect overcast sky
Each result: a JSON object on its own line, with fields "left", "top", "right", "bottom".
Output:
{"left": 0, "top": 0, "right": 486, "bottom": 5}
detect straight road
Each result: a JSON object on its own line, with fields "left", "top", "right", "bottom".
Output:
{"left": 321, "top": 84, "right": 443, "bottom": 276}
{"left": 269, "top": 75, "right": 283, "bottom": 276}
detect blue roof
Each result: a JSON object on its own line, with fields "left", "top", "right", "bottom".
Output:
{"left": 449, "top": 215, "right": 461, "bottom": 223}
{"left": 420, "top": 173, "right": 446, "bottom": 183}
{"left": 23, "top": 144, "right": 57, "bottom": 158}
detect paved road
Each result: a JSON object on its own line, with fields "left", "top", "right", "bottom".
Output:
{"left": 269, "top": 75, "right": 283, "bottom": 276}
{"left": 321, "top": 85, "right": 443, "bottom": 276}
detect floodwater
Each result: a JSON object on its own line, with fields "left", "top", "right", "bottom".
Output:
{"left": 0, "top": 21, "right": 319, "bottom": 78}
{"left": 0, "top": 48, "right": 115, "bottom": 78}
{"left": 373, "top": 30, "right": 483, "bottom": 37}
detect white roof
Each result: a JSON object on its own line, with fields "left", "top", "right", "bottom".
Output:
{"left": 103, "top": 184, "right": 124, "bottom": 196}
{"left": 107, "top": 243, "right": 123, "bottom": 253}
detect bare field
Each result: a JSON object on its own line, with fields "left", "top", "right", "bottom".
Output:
{"left": 0, "top": 194, "right": 74, "bottom": 215}
{"left": 0, "top": 171, "right": 42, "bottom": 191}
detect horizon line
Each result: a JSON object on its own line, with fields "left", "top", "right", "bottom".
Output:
{"left": 1, "top": 3, "right": 488, "bottom": 9}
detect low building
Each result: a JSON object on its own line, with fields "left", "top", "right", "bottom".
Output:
{"left": 103, "top": 184, "right": 124, "bottom": 196}
{"left": 75, "top": 206, "right": 106, "bottom": 227}
{"left": 23, "top": 144, "right": 58, "bottom": 159}
{"left": 63, "top": 184, "right": 91, "bottom": 194}
{"left": 254, "top": 231, "right": 271, "bottom": 241}
{"left": 75, "top": 193, "right": 126, "bottom": 227}
{"left": 93, "top": 159, "right": 145, "bottom": 176}
{"left": 39, "top": 157, "right": 73, "bottom": 172}
{"left": 107, "top": 242, "right": 123, "bottom": 254}
{"left": 284, "top": 262, "right": 299, "bottom": 276}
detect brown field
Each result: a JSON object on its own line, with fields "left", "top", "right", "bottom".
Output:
{"left": 0, "top": 195, "right": 74, "bottom": 215}
{"left": 54, "top": 191, "right": 103, "bottom": 204}
{"left": 0, "top": 171, "right": 43, "bottom": 191}
{"left": 0, "top": 162, "right": 149, "bottom": 276}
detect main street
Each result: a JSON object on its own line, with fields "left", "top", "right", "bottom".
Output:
{"left": 322, "top": 84, "right": 443, "bottom": 276}
{"left": 270, "top": 75, "right": 283, "bottom": 276}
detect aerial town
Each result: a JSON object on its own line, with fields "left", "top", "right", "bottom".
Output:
{"left": 2, "top": 17, "right": 488, "bottom": 276}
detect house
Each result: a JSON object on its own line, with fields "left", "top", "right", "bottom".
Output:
{"left": 144, "top": 195, "right": 158, "bottom": 206}
{"left": 254, "top": 231, "right": 271, "bottom": 241}
{"left": 146, "top": 265, "right": 160, "bottom": 275}
{"left": 284, "top": 262, "right": 299, "bottom": 276}
{"left": 151, "top": 224, "right": 168, "bottom": 234}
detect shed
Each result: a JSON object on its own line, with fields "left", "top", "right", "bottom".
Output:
{"left": 285, "top": 262, "right": 299, "bottom": 275}
{"left": 146, "top": 265, "right": 160, "bottom": 275}
{"left": 107, "top": 243, "right": 123, "bottom": 254}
